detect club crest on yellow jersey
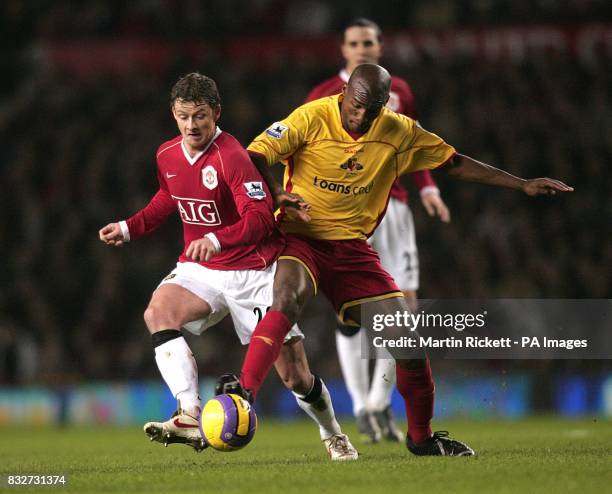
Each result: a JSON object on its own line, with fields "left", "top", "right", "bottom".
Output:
{"left": 340, "top": 157, "right": 364, "bottom": 176}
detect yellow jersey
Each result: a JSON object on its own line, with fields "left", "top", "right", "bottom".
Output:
{"left": 248, "top": 94, "right": 455, "bottom": 240}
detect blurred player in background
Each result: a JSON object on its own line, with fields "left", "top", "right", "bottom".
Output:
{"left": 99, "top": 73, "right": 357, "bottom": 460}
{"left": 306, "top": 18, "right": 450, "bottom": 443}
{"left": 221, "top": 63, "right": 573, "bottom": 457}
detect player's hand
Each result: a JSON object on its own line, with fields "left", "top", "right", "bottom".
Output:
{"left": 421, "top": 191, "right": 451, "bottom": 223}
{"left": 522, "top": 178, "right": 574, "bottom": 196}
{"left": 275, "top": 191, "right": 311, "bottom": 222}
{"left": 186, "top": 237, "right": 218, "bottom": 262}
{"left": 99, "top": 223, "right": 126, "bottom": 247}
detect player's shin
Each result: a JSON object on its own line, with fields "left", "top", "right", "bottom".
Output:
{"left": 240, "top": 310, "right": 293, "bottom": 399}
{"left": 368, "top": 352, "right": 396, "bottom": 411}
{"left": 293, "top": 374, "right": 342, "bottom": 440}
{"left": 369, "top": 354, "right": 403, "bottom": 441}
{"left": 335, "top": 327, "right": 369, "bottom": 416}
{"left": 395, "top": 358, "right": 434, "bottom": 444}
{"left": 152, "top": 329, "right": 201, "bottom": 418}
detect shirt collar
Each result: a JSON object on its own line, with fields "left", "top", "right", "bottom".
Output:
{"left": 181, "top": 126, "right": 222, "bottom": 165}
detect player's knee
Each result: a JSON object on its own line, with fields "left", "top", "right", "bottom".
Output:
{"left": 143, "top": 304, "right": 161, "bottom": 333}
{"left": 271, "top": 288, "right": 304, "bottom": 323}
{"left": 143, "top": 302, "right": 178, "bottom": 333}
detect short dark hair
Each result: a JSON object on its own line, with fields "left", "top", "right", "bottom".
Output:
{"left": 170, "top": 73, "right": 220, "bottom": 108}
{"left": 343, "top": 18, "right": 383, "bottom": 43}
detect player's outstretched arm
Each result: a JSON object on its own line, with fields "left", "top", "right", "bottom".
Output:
{"left": 249, "top": 152, "right": 311, "bottom": 222}
{"left": 444, "top": 153, "right": 574, "bottom": 196}
{"left": 99, "top": 223, "right": 125, "bottom": 247}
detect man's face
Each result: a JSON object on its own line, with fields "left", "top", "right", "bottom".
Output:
{"left": 341, "top": 26, "right": 382, "bottom": 72}
{"left": 340, "top": 82, "right": 387, "bottom": 134}
{"left": 172, "top": 99, "right": 220, "bottom": 153}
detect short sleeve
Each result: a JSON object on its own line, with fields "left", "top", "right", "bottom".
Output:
{"left": 247, "top": 108, "right": 307, "bottom": 166}
{"left": 396, "top": 121, "right": 456, "bottom": 175}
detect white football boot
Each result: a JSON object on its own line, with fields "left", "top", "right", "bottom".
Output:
{"left": 144, "top": 411, "right": 207, "bottom": 452}
{"left": 323, "top": 433, "right": 359, "bottom": 461}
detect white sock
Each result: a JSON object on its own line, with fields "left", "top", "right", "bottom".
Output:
{"left": 367, "top": 355, "right": 396, "bottom": 412}
{"left": 335, "top": 329, "right": 369, "bottom": 416}
{"left": 154, "top": 336, "right": 201, "bottom": 418}
{"left": 293, "top": 376, "right": 342, "bottom": 440}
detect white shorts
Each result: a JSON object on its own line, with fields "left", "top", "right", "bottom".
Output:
{"left": 368, "top": 197, "right": 419, "bottom": 291}
{"left": 157, "top": 261, "right": 304, "bottom": 345}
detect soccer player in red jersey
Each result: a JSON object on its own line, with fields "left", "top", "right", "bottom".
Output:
{"left": 99, "top": 73, "right": 357, "bottom": 460}
{"left": 305, "top": 18, "right": 450, "bottom": 443}
{"left": 222, "top": 64, "right": 573, "bottom": 457}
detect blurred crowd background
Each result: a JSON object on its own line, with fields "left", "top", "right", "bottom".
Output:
{"left": 1, "top": 1, "right": 611, "bottom": 417}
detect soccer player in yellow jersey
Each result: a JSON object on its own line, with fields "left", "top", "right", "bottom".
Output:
{"left": 306, "top": 18, "right": 449, "bottom": 444}
{"left": 221, "top": 63, "right": 573, "bottom": 456}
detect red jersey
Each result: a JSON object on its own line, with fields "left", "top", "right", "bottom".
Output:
{"left": 305, "top": 70, "right": 437, "bottom": 203}
{"left": 124, "top": 129, "right": 283, "bottom": 270}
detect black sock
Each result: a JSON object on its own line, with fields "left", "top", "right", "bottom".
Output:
{"left": 151, "top": 329, "right": 182, "bottom": 348}
{"left": 299, "top": 374, "right": 323, "bottom": 403}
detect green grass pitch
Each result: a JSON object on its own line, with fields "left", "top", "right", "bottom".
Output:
{"left": 1, "top": 417, "right": 611, "bottom": 493}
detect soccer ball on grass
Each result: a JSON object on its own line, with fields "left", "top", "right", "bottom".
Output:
{"left": 199, "top": 393, "right": 257, "bottom": 451}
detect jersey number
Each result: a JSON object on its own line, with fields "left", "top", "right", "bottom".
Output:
{"left": 253, "top": 306, "right": 271, "bottom": 323}
{"left": 403, "top": 252, "right": 414, "bottom": 272}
